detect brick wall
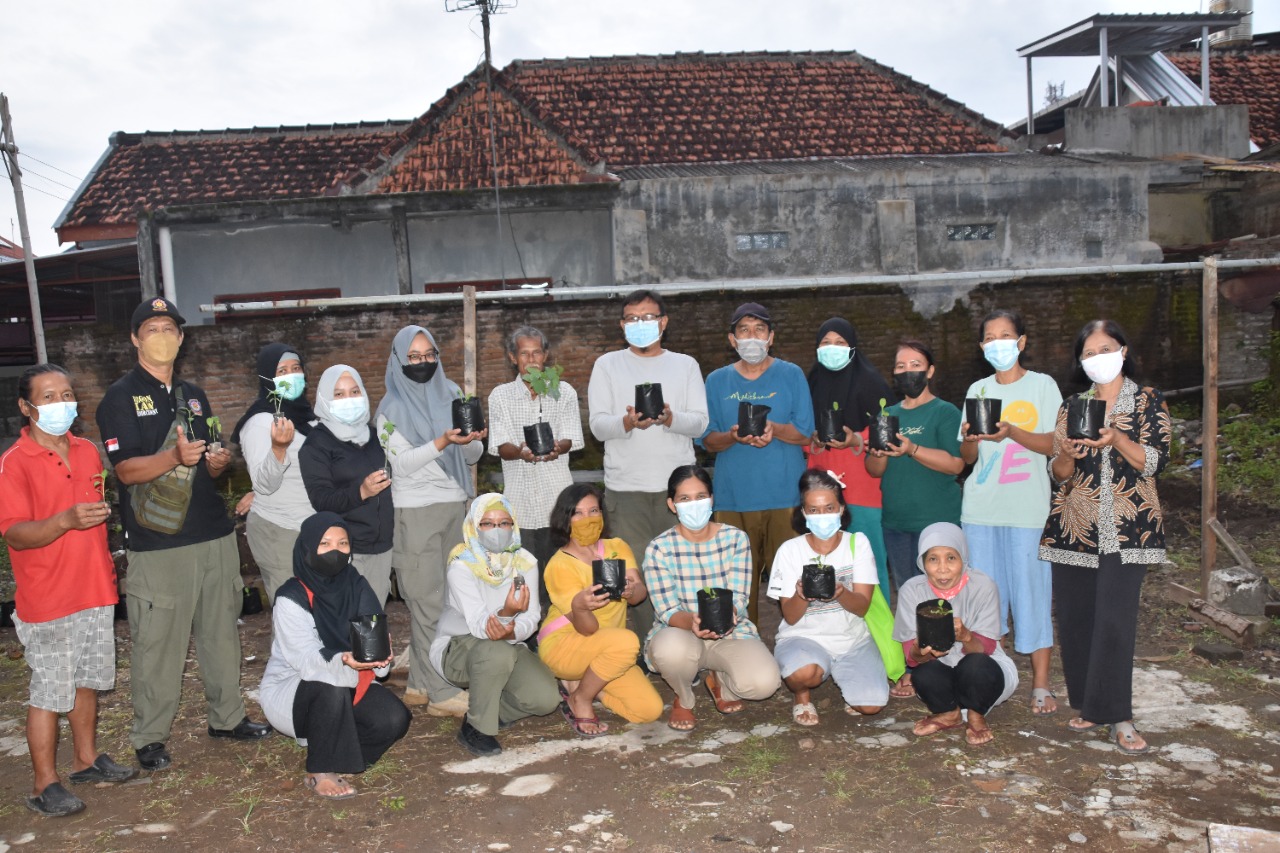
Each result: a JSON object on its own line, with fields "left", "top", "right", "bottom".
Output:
{"left": 47, "top": 270, "right": 1265, "bottom": 465}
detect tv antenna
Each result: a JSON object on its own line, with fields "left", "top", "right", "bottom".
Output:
{"left": 446, "top": 0, "right": 518, "bottom": 285}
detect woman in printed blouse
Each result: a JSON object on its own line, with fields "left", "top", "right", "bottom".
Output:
{"left": 1040, "top": 319, "right": 1171, "bottom": 755}
{"left": 644, "top": 465, "right": 781, "bottom": 731}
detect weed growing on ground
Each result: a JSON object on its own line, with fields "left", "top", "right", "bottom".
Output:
{"left": 235, "top": 788, "right": 263, "bottom": 832}
{"left": 380, "top": 795, "right": 407, "bottom": 810}
{"left": 823, "top": 768, "right": 851, "bottom": 801}
{"left": 726, "top": 735, "right": 786, "bottom": 782}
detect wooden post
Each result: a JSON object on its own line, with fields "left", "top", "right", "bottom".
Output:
{"left": 0, "top": 93, "right": 49, "bottom": 363}
{"left": 1201, "top": 256, "right": 1219, "bottom": 597}
{"left": 390, "top": 208, "right": 412, "bottom": 296}
{"left": 463, "top": 285, "right": 478, "bottom": 493}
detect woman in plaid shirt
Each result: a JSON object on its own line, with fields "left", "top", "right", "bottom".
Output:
{"left": 643, "top": 465, "right": 781, "bottom": 731}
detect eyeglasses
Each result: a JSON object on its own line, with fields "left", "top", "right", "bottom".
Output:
{"left": 477, "top": 520, "right": 515, "bottom": 531}
{"left": 623, "top": 313, "right": 663, "bottom": 324}
{"left": 406, "top": 350, "right": 439, "bottom": 364}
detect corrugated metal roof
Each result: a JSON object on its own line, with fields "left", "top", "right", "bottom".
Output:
{"left": 1018, "top": 13, "right": 1242, "bottom": 58}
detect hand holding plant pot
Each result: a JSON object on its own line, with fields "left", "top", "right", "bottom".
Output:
{"left": 696, "top": 587, "right": 736, "bottom": 637}
{"left": 591, "top": 551, "right": 628, "bottom": 601}
{"left": 816, "top": 402, "right": 843, "bottom": 445}
{"left": 915, "top": 599, "right": 956, "bottom": 654}
{"left": 1067, "top": 388, "right": 1107, "bottom": 441}
{"left": 737, "top": 401, "right": 771, "bottom": 438}
{"left": 634, "top": 382, "right": 665, "bottom": 422}
{"left": 800, "top": 560, "right": 837, "bottom": 601}
{"left": 451, "top": 392, "right": 486, "bottom": 435}
{"left": 522, "top": 364, "right": 562, "bottom": 456}
{"left": 205, "top": 416, "right": 223, "bottom": 453}
{"left": 964, "top": 388, "right": 1003, "bottom": 438}
{"left": 866, "top": 398, "right": 899, "bottom": 451}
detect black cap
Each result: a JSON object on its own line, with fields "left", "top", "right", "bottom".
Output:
{"left": 131, "top": 297, "right": 186, "bottom": 332}
{"left": 730, "top": 302, "right": 772, "bottom": 328}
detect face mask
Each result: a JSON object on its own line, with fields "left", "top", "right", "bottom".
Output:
{"left": 309, "top": 548, "right": 351, "bottom": 578}
{"left": 570, "top": 516, "right": 604, "bottom": 548}
{"left": 30, "top": 401, "right": 77, "bottom": 437}
{"left": 982, "top": 339, "right": 1021, "bottom": 372}
{"left": 804, "top": 512, "right": 842, "bottom": 541}
{"left": 140, "top": 334, "right": 180, "bottom": 365}
{"left": 674, "top": 498, "right": 713, "bottom": 531}
{"left": 274, "top": 374, "right": 305, "bottom": 401}
{"left": 1081, "top": 350, "right": 1125, "bottom": 385}
{"left": 402, "top": 362, "right": 439, "bottom": 384}
{"left": 624, "top": 320, "right": 661, "bottom": 349}
{"left": 735, "top": 337, "right": 770, "bottom": 365}
{"left": 328, "top": 396, "right": 368, "bottom": 425}
{"left": 816, "top": 345, "right": 852, "bottom": 371}
{"left": 479, "top": 527, "right": 514, "bottom": 553}
{"left": 893, "top": 370, "right": 929, "bottom": 400}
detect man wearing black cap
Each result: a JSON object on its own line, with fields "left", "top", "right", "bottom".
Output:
{"left": 701, "top": 302, "right": 814, "bottom": 623}
{"left": 96, "top": 298, "right": 271, "bottom": 771}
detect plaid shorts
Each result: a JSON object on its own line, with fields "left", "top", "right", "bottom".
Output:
{"left": 13, "top": 605, "right": 116, "bottom": 713}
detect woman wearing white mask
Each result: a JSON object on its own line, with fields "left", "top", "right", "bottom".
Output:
{"left": 957, "top": 311, "right": 1062, "bottom": 717}
{"left": 643, "top": 465, "right": 781, "bottom": 731}
{"left": 766, "top": 469, "right": 887, "bottom": 727}
{"left": 1040, "top": 320, "right": 1170, "bottom": 755}
{"left": 298, "top": 365, "right": 393, "bottom": 604}
{"left": 232, "top": 343, "right": 318, "bottom": 603}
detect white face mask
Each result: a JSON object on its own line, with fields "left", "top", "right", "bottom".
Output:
{"left": 1081, "top": 350, "right": 1125, "bottom": 385}
{"left": 328, "top": 396, "right": 369, "bottom": 425}
{"left": 30, "top": 401, "right": 78, "bottom": 437}
{"left": 674, "top": 498, "right": 713, "bottom": 531}
{"left": 735, "top": 337, "right": 769, "bottom": 365}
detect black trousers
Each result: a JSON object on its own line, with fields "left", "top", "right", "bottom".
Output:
{"left": 1052, "top": 554, "right": 1146, "bottom": 725}
{"left": 522, "top": 527, "right": 555, "bottom": 613}
{"left": 293, "top": 681, "right": 411, "bottom": 774}
{"left": 913, "top": 655, "right": 1005, "bottom": 716}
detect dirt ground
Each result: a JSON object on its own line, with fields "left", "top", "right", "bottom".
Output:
{"left": 1, "top": 470, "right": 1278, "bottom": 853}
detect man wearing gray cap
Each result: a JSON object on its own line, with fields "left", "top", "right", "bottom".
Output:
{"left": 96, "top": 298, "right": 271, "bottom": 772}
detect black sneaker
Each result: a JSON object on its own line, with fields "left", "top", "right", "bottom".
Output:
{"left": 208, "top": 717, "right": 273, "bottom": 740}
{"left": 456, "top": 718, "right": 502, "bottom": 757}
{"left": 135, "top": 742, "right": 171, "bottom": 771}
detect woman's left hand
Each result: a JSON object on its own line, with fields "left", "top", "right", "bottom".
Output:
{"left": 1080, "top": 427, "right": 1117, "bottom": 449}
{"left": 953, "top": 618, "right": 972, "bottom": 645}
{"left": 502, "top": 580, "right": 530, "bottom": 616}
{"left": 341, "top": 651, "right": 393, "bottom": 670}
{"left": 484, "top": 615, "right": 515, "bottom": 640}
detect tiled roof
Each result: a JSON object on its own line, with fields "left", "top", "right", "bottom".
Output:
{"left": 58, "top": 123, "right": 411, "bottom": 231}
{"left": 1168, "top": 48, "right": 1280, "bottom": 148}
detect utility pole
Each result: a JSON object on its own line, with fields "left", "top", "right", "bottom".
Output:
{"left": 1, "top": 93, "right": 48, "bottom": 364}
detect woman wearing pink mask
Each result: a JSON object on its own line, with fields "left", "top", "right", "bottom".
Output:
{"left": 1040, "top": 320, "right": 1171, "bottom": 756}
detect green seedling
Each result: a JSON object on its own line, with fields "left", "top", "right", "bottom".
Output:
{"left": 523, "top": 364, "right": 564, "bottom": 401}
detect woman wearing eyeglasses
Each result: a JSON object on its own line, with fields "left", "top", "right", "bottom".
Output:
{"left": 431, "top": 493, "right": 560, "bottom": 756}
{"left": 376, "top": 325, "right": 487, "bottom": 719}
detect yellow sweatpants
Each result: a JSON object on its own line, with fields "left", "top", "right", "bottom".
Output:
{"left": 539, "top": 626, "right": 663, "bottom": 724}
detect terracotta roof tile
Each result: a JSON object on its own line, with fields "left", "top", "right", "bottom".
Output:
{"left": 1168, "top": 48, "right": 1280, "bottom": 148}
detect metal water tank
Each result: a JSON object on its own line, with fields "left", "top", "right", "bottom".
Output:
{"left": 1209, "top": 0, "right": 1253, "bottom": 49}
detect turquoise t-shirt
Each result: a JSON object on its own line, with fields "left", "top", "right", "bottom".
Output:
{"left": 959, "top": 370, "right": 1063, "bottom": 529}
{"left": 702, "top": 359, "right": 815, "bottom": 512}
{"left": 880, "top": 397, "right": 962, "bottom": 532}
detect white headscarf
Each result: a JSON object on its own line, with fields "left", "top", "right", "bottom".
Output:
{"left": 314, "top": 364, "right": 372, "bottom": 445}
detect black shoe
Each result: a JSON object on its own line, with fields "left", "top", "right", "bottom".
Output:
{"left": 456, "top": 718, "right": 502, "bottom": 757}
{"left": 25, "top": 782, "right": 85, "bottom": 817}
{"left": 69, "top": 753, "right": 138, "bottom": 784}
{"left": 208, "top": 717, "right": 273, "bottom": 741}
{"left": 135, "top": 742, "right": 171, "bottom": 771}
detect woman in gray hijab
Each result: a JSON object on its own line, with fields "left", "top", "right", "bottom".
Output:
{"left": 299, "top": 365, "right": 394, "bottom": 603}
{"left": 376, "top": 325, "right": 486, "bottom": 718}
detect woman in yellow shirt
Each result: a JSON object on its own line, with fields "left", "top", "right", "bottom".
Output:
{"left": 537, "top": 484, "right": 663, "bottom": 735}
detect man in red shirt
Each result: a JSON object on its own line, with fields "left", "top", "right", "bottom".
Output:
{"left": 0, "top": 365, "right": 136, "bottom": 817}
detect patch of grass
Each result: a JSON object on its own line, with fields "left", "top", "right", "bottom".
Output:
{"left": 725, "top": 735, "right": 786, "bottom": 782}
{"left": 363, "top": 755, "right": 406, "bottom": 786}
{"left": 234, "top": 788, "right": 263, "bottom": 833}
{"left": 379, "top": 795, "right": 406, "bottom": 810}
{"left": 823, "top": 768, "right": 851, "bottom": 801}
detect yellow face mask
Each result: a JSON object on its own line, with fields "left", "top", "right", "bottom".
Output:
{"left": 570, "top": 516, "right": 604, "bottom": 548}
{"left": 140, "top": 334, "right": 180, "bottom": 365}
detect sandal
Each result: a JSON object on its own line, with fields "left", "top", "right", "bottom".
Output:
{"left": 792, "top": 702, "right": 819, "bottom": 726}
{"left": 306, "top": 774, "right": 356, "bottom": 800}
{"left": 966, "top": 724, "right": 994, "bottom": 746}
{"left": 889, "top": 674, "right": 915, "bottom": 699}
{"left": 25, "top": 782, "right": 86, "bottom": 817}
{"left": 667, "top": 697, "right": 696, "bottom": 731}
{"left": 559, "top": 701, "right": 609, "bottom": 738}
{"left": 913, "top": 713, "right": 965, "bottom": 737}
{"left": 1067, "top": 717, "right": 1105, "bottom": 732}
{"left": 1112, "top": 721, "right": 1151, "bottom": 755}
{"left": 704, "top": 672, "right": 744, "bottom": 715}
{"left": 1031, "top": 687, "right": 1058, "bottom": 716}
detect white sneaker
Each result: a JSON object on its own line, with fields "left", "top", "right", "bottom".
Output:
{"left": 426, "top": 690, "right": 470, "bottom": 718}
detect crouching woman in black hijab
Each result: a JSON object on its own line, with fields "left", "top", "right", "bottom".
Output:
{"left": 260, "top": 512, "right": 411, "bottom": 799}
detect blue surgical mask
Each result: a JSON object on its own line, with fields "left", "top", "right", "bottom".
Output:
{"left": 30, "top": 401, "right": 77, "bottom": 437}
{"left": 983, "top": 339, "right": 1021, "bottom": 372}
{"left": 328, "top": 396, "right": 368, "bottom": 426}
{"left": 804, "top": 512, "right": 842, "bottom": 541}
{"left": 274, "top": 373, "right": 306, "bottom": 401}
{"left": 816, "top": 345, "right": 852, "bottom": 371}
{"left": 674, "top": 498, "right": 713, "bottom": 531}
{"left": 624, "top": 320, "right": 661, "bottom": 349}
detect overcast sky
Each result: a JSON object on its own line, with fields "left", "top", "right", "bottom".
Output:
{"left": 3, "top": 0, "right": 1275, "bottom": 257}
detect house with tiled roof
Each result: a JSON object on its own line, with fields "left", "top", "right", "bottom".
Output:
{"left": 1167, "top": 31, "right": 1280, "bottom": 150}
{"left": 46, "top": 49, "right": 1159, "bottom": 327}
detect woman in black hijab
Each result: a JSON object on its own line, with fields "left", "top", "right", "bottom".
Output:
{"left": 259, "top": 512, "right": 410, "bottom": 800}
{"left": 231, "top": 343, "right": 318, "bottom": 603}
{"left": 805, "top": 318, "right": 895, "bottom": 598}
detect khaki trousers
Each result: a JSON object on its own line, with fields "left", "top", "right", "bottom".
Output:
{"left": 646, "top": 627, "right": 780, "bottom": 711}
{"left": 442, "top": 635, "right": 561, "bottom": 736}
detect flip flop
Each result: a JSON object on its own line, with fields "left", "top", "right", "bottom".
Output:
{"left": 889, "top": 674, "right": 915, "bottom": 699}
{"left": 1113, "top": 721, "right": 1151, "bottom": 755}
{"left": 1067, "top": 717, "right": 1105, "bottom": 732}
{"left": 913, "top": 713, "right": 966, "bottom": 737}
{"left": 306, "top": 774, "right": 356, "bottom": 800}
{"left": 1031, "top": 688, "right": 1058, "bottom": 716}
{"left": 792, "top": 702, "right": 819, "bottom": 726}
{"left": 668, "top": 697, "right": 696, "bottom": 731}
{"left": 704, "top": 672, "right": 744, "bottom": 715}
{"left": 559, "top": 701, "right": 608, "bottom": 738}
{"left": 966, "top": 724, "right": 995, "bottom": 746}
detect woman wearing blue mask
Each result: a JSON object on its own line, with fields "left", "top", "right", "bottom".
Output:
{"left": 299, "top": 366, "right": 393, "bottom": 605}
{"left": 958, "top": 310, "right": 1062, "bottom": 717}
{"left": 643, "top": 465, "right": 780, "bottom": 731}
{"left": 766, "top": 469, "right": 887, "bottom": 727}
{"left": 232, "top": 343, "right": 318, "bottom": 603}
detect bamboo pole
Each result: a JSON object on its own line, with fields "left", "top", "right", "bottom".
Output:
{"left": 1200, "top": 256, "right": 1219, "bottom": 597}
{"left": 463, "top": 285, "right": 478, "bottom": 493}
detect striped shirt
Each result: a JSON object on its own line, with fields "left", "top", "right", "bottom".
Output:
{"left": 643, "top": 523, "right": 758, "bottom": 648}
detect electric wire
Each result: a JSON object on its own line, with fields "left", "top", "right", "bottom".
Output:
{"left": 17, "top": 152, "right": 81, "bottom": 180}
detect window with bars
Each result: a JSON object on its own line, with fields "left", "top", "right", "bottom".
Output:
{"left": 734, "top": 232, "right": 790, "bottom": 252}
{"left": 946, "top": 223, "right": 997, "bottom": 241}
